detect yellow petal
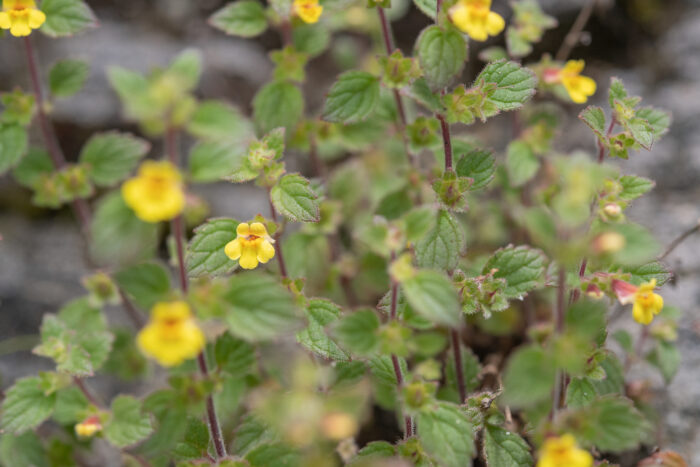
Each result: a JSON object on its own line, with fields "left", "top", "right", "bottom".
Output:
{"left": 563, "top": 59, "right": 585, "bottom": 75}
{"left": 448, "top": 3, "right": 470, "bottom": 33}
{"left": 485, "top": 11, "right": 505, "bottom": 36}
{"left": 652, "top": 293, "right": 664, "bottom": 314}
{"left": 225, "top": 238, "right": 242, "bottom": 260}
{"left": 249, "top": 222, "right": 267, "bottom": 237}
{"left": 0, "top": 12, "right": 11, "bottom": 29}
{"left": 239, "top": 245, "right": 259, "bottom": 269}
{"left": 633, "top": 302, "right": 653, "bottom": 325}
{"left": 577, "top": 75, "right": 597, "bottom": 97}
{"left": 257, "top": 239, "right": 276, "bottom": 264}
{"left": 10, "top": 21, "right": 31, "bottom": 37}
{"left": 28, "top": 8, "right": 45, "bottom": 29}
{"left": 570, "top": 448, "right": 594, "bottom": 467}
{"left": 236, "top": 222, "right": 250, "bottom": 237}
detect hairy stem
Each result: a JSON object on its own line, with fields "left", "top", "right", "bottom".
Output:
{"left": 551, "top": 266, "right": 567, "bottom": 416}
{"left": 437, "top": 113, "right": 453, "bottom": 170}
{"left": 389, "top": 252, "right": 412, "bottom": 438}
{"left": 73, "top": 377, "right": 101, "bottom": 407}
{"left": 451, "top": 329, "right": 466, "bottom": 402}
{"left": 267, "top": 194, "right": 289, "bottom": 279}
{"left": 555, "top": 0, "right": 597, "bottom": 62}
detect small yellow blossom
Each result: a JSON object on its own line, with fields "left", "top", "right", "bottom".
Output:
{"left": 449, "top": 0, "right": 505, "bottom": 42}
{"left": 558, "top": 60, "right": 597, "bottom": 104}
{"left": 537, "top": 434, "right": 593, "bottom": 467}
{"left": 0, "top": 0, "right": 46, "bottom": 37}
{"left": 137, "top": 301, "right": 205, "bottom": 367}
{"left": 225, "top": 222, "right": 276, "bottom": 270}
{"left": 293, "top": 0, "right": 323, "bottom": 24}
{"left": 75, "top": 415, "right": 102, "bottom": 438}
{"left": 122, "top": 161, "right": 185, "bottom": 223}
{"left": 613, "top": 278, "right": 664, "bottom": 325}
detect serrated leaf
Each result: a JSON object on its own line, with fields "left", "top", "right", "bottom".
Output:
{"left": 416, "top": 210, "right": 464, "bottom": 270}
{"left": 415, "top": 25, "right": 466, "bottom": 91}
{"left": 104, "top": 395, "right": 154, "bottom": 448}
{"left": 214, "top": 332, "right": 256, "bottom": 378}
{"left": 476, "top": 60, "right": 537, "bottom": 111}
{"left": 223, "top": 273, "right": 300, "bottom": 341}
{"left": 368, "top": 355, "right": 407, "bottom": 386}
{"left": 626, "top": 116, "right": 654, "bottom": 150}
{"left": 297, "top": 299, "right": 349, "bottom": 361}
{"left": 189, "top": 142, "right": 246, "bottom": 183}
{"left": 579, "top": 106, "right": 606, "bottom": 139}
{"left": 502, "top": 345, "right": 556, "bottom": 408}
{"left": 173, "top": 417, "right": 210, "bottom": 460}
{"left": 0, "top": 432, "right": 49, "bottom": 467}
{"left": 402, "top": 270, "right": 461, "bottom": 327}
{"left": 253, "top": 81, "right": 304, "bottom": 135}
{"left": 53, "top": 386, "right": 90, "bottom": 424}
{"left": 618, "top": 261, "right": 672, "bottom": 286}
{"left": 209, "top": 0, "right": 268, "bottom": 38}
{"left": 483, "top": 245, "right": 546, "bottom": 298}
{"left": 413, "top": 0, "right": 437, "bottom": 19}
{"left": 334, "top": 309, "right": 380, "bottom": 355}
{"left": 1, "top": 377, "right": 55, "bottom": 434}
{"left": 505, "top": 140, "right": 539, "bottom": 187}
{"left": 0, "top": 124, "right": 28, "bottom": 175}
{"left": 79, "top": 132, "right": 150, "bottom": 187}
{"left": 608, "top": 78, "right": 628, "bottom": 109}
{"left": 635, "top": 106, "right": 671, "bottom": 139}
{"left": 292, "top": 23, "right": 331, "bottom": 58}
{"left": 417, "top": 401, "right": 474, "bottom": 467}
{"left": 233, "top": 415, "right": 278, "bottom": 456}
{"left": 89, "top": 192, "right": 158, "bottom": 267}
{"left": 49, "top": 59, "right": 89, "bottom": 97}
{"left": 40, "top": 0, "right": 97, "bottom": 37}
{"left": 322, "top": 71, "right": 380, "bottom": 123}
{"left": 186, "top": 218, "right": 240, "bottom": 277}
{"left": 270, "top": 173, "right": 320, "bottom": 222}
{"left": 455, "top": 148, "right": 496, "bottom": 190}
{"left": 114, "top": 262, "right": 171, "bottom": 310}
{"left": 579, "top": 396, "right": 649, "bottom": 453}
{"left": 591, "top": 353, "right": 624, "bottom": 395}
{"left": 12, "top": 148, "right": 53, "bottom": 188}
{"left": 483, "top": 424, "right": 533, "bottom": 467}
{"left": 245, "top": 442, "right": 300, "bottom": 467}
{"left": 408, "top": 78, "right": 443, "bottom": 112}
{"left": 566, "top": 377, "right": 597, "bottom": 409}
{"left": 188, "top": 100, "right": 253, "bottom": 144}
{"left": 618, "top": 175, "right": 654, "bottom": 201}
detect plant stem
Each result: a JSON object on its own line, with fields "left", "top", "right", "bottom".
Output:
{"left": 551, "top": 265, "right": 567, "bottom": 416}
{"left": 451, "top": 329, "right": 466, "bottom": 402}
{"left": 389, "top": 252, "right": 412, "bottom": 438}
{"left": 555, "top": 0, "right": 597, "bottom": 62}
{"left": 73, "top": 377, "right": 101, "bottom": 407}
{"left": 597, "top": 118, "right": 616, "bottom": 163}
{"left": 165, "top": 128, "right": 227, "bottom": 460}
{"left": 659, "top": 222, "right": 700, "bottom": 260}
{"left": 267, "top": 194, "right": 289, "bottom": 279}
{"left": 437, "top": 113, "right": 453, "bottom": 170}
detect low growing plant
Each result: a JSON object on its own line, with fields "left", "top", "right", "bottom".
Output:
{"left": 0, "top": 0, "right": 688, "bottom": 466}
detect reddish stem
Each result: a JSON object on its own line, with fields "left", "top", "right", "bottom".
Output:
{"left": 388, "top": 252, "right": 412, "bottom": 438}
{"left": 437, "top": 113, "right": 453, "bottom": 170}
{"left": 451, "top": 329, "right": 466, "bottom": 403}
{"left": 267, "top": 194, "right": 289, "bottom": 279}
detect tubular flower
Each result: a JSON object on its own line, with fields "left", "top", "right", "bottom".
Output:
{"left": 225, "top": 222, "right": 276, "bottom": 270}
{"left": 448, "top": 0, "right": 505, "bottom": 42}
{"left": 613, "top": 278, "right": 664, "bottom": 325}
{"left": 122, "top": 160, "right": 185, "bottom": 223}
{"left": 293, "top": 0, "right": 322, "bottom": 24}
{"left": 0, "top": 0, "right": 46, "bottom": 37}
{"left": 558, "top": 60, "right": 596, "bottom": 104}
{"left": 537, "top": 434, "right": 593, "bottom": 467}
{"left": 75, "top": 416, "right": 102, "bottom": 438}
{"left": 137, "top": 301, "right": 205, "bottom": 367}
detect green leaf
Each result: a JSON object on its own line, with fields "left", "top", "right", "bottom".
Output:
{"left": 49, "top": 59, "right": 89, "bottom": 97}
{"left": 104, "top": 395, "right": 154, "bottom": 448}
{"left": 114, "top": 262, "right": 171, "bottom": 310}
{"left": 635, "top": 106, "right": 671, "bottom": 139}
{"left": 245, "top": 442, "right": 300, "bottom": 467}
{"left": 610, "top": 223, "right": 659, "bottom": 266}
{"left": 578, "top": 106, "right": 607, "bottom": 139}
{"left": 618, "top": 261, "right": 672, "bottom": 286}
{"left": 417, "top": 401, "right": 474, "bottom": 467}
{"left": 189, "top": 142, "right": 246, "bottom": 183}
{"left": 296, "top": 299, "right": 348, "bottom": 361}
{"left": 368, "top": 355, "right": 407, "bottom": 386}
{"left": 415, "top": 25, "right": 466, "bottom": 91}
{"left": 416, "top": 210, "right": 464, "bottom": 271}
{"left": 292, "top": 23, "right": 331, "bottom": 58}
{"left": 483, "top": 424, "right": 533, "bottom": 467}
{"left": 502, "top": 345, "right": 556, "bottom": 408}
{"left": 1, "top": 377, "right": 55, "bottom": 434}
{"left": 322, "top": 71, "right": 380, "bottom": 123}
{"left": 408, "top": 78, "right": 443, "bottom": 112}
{"left": 270, "top": 173, "right": 320, "bottom": 222}
{"left": 0, "top": 432, "right": 49, "bottom": 467}
{"left": 12, "top": 148, "right": 53, "bottom": 188}
{"left": 173, "top": 417, "right": 210, "bottom": 460}
{"left": 167, "top": 49, "right": 202, "bottom": 92}
{"left": 223, "top": 273, "right": 300, "bottom": 341}
{"left": 79, "top": 132, "right": 150, "bottom": 187}
{"left": 647, "top": 341, "right": 680, "bottom": 384}
{"left": 608, "top": 78, "right": 629, "bottom": 108}
{"left": 483, "top": 245, "right": 546, "bottom": 298}
{"left": 591, "top": 353, "right": 625, "bottom": 395}
{"left": 413, "top": 0, "right": 437, "bottom": 19}
{"left": 186, "top": 217, "right": 240, "bottom": 277}
{"left": 579, "top": 396, "right": 649, "bottom": 453}
{"left": 253, "top": 81, "right": 304, "bottom": 135}
{"left": 475, "top": 60, "right": 537, "bottom": 111}
{"left": 334, "top": 309, "right": 380, "bottom": 355}
{"left": 566, "top": 377, "right": 597, "bottom": 409}
{"left": 0, "top": 124, "right": 28, "bottom": 175}
{"left": 626, "top": 116, "right": 654, "bottom": 150}
{"left": 209, "top": 0, "right": 268, "bottom": 38}
{"left": 89, "top": 192, "right": 158, "bottom": 267}
{"left": 40, "top": 0, "right": 96, "bottom": 37}
{"left": 505, "top": 140, "right": 539, "bottom": 187}
{"left": 455, "top": 148, "right": 496, "bottom": 190}
{"left": 233, "top": 415, "right": 278, "bottom": 456}
{"left": 188, "top": 100, "right": 253, "bottom": 143}
{"left": 618, "top": 175, "right": 654, "bottom": 201}
{"left": 53, "top": 386, "right": 90, "bottom": 425}
{"left": 445, "top": 345, "right": 481, "bottom": 396}
{"left": 214, "top": 332, "right": 256, "bottom": 377}
{"left": 402, "top": 270, "right": 461, "bottom": 327}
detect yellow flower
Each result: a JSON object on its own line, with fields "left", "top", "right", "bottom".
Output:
{"left": 558, "top": 60, "right": 597, "bottom": 104}
{"left": 537, "top": 434, "right": 593, "bottom": 467}
{"left": 449, "top": 0, "right": 505, "bottom": 42}
{"left": 293, "top": 0, "right": 322, "bottom": 24}
{"left": 0, "top": 0, "right": 46, "bottom": 37}
{"left": 122, "top": 161, "right": 185, "bottom": 223}
{"left": 225, "top": 222, "right": 276, "bottom": 270}
{"left": 632, "top": 279, "right": 664, "bottom": 325}
{"left": 75, "top": 416, "right": 102, "bottom": 438}
{"left": 137, "top": 301, "right": 205, "bottom": 367}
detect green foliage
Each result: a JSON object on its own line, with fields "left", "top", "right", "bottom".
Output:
{"left": 416, "top": 210, "right": 464, "bottom": 270}
{"left": 483, "top": 245, "right": 546, "bottom": 298}
{"left": 416, "top": 401, "right": 474, "bottom": 467}
{"left": 483, "top": 424, "right": 533, "bottom": 467}
{"left": 40, "top": 0, "right": 97, "bottom": 37}
{"left": 455, "top": 148, "right": 496, "bottom": 190}
{"left": 115, "top": 262, "right": 171, "bottom": 310}
{"left": 270, "top": 173, "right": 321, "bottom": 222}
{"left": 49, "top": 59, "right": 90, "bottom": 97}
{"left": 104, "top": 395, "right": 154, "bottom": 447}
{"left": 1, "top": 377, "right": 58, "bottom": 434}
{"left": 334, "top": 309, "right": 380, "bottom": 355}
{"left": 322, "top": 71, "right": 380, "bottom": 123}
{"left": 502, "top": 345, "right": 556, "bottom": 407}
{"left": 79, "top": 132, "right": 150, "bottom": 187}
{"left": 402, "top": 270, "right": 461, "bottom": 327}
{"left": 0, "top": 124, "right": 28, "bottom": 175}
{"left": 209, "top": 1, "right": 268, "bottom": 38}
{"left": 186, "top": 217, "right": 240, "bottom": 277}
{"left": 296, "top": 299, "right": 349, "bottom": 361}
{"left": 253, "top": 81, "right": 304, "bottom": 135}
{"left": 415, "top": 25, "right": 466, "bottom": 91}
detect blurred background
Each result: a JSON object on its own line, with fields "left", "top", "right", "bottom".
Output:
{"left": 1, "top": 0, "right": 699, "bottom": 463}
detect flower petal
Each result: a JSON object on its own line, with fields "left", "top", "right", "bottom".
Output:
{"left": 485, "top": 11, "right": 505, "bottom": 36}
{"left": 257, "top": 239, "right": 276, "bottom": 264}
{"left": 28, "top": 8, "right": 45, "bottom": 28}
{"left": 236, "top": 222, "right": 250, "bottom": 237}
{"left": 239, "top": 245, "right": 259, "bottom": 269}
{"left": 633, "top": 302, "right": 653, "bottom": 325}
{"left": 225, "top": 238, "right": 242, "bottom": 261}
